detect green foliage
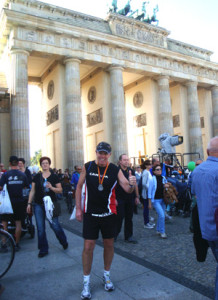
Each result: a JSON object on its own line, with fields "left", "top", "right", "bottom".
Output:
{"left": 30, "top": 149, "right": 42, "bottom": 166}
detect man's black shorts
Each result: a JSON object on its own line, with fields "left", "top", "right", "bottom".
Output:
{"left": 1, "top": 201, "right": 26, "bottom": 222}
{"left": 83, "top": 213, "right": 116, "bottom": 240}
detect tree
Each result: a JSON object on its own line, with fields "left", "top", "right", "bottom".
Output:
{"left": 31, "top": 149, "right": 42, "bottom": 166}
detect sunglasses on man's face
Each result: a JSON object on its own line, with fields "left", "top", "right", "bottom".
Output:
{"left": 155, "top": 168, "right": 162, "bottom": 171}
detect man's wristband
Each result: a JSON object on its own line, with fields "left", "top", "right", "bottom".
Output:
{"left": 27, "top": 203, "right": 32, "bottom": 206}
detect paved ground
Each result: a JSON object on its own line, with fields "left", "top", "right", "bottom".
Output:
{"left": 59, "top": 199, "right": 216, "bottom": 299}
{"left": 0, "top": 200, "right": 213, "bottom": 300}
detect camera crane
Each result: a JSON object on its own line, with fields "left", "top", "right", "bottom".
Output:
{"left": 156, "top": 133, "right": 183, "bottom": 167}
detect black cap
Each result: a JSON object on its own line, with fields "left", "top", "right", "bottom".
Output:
{"left": 9, "top": 155, "right": 19, "bottom": 163}
{"left": 96, "top": 142, "right": 112, "bottom": 154}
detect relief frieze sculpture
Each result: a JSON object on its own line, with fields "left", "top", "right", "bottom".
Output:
{"left": 18, "top": 27, "right": 218, "bottom": 82}
{"left": 0, "top": 96, "right": 10, "bottom": 113}
{"left": 173, "top": 115, "right": 180, "bottom": 128}
{"left": 200, "top": 117, "right": 205, "bottom": 128}
{"left": 134, "top": 113, "right": 147, "bottom": 128}
{"left": 86, "top": 108, "right": 103, "bottom": 128}
{"left": 26, "top": 30, "right": 38, "bottom": 42}
{"left": 115, "top": 23, "right": 164, "bottom": 47}
{"left": 43, "top": 34, "right": 55, "bottom": 45}
{"left": 47, "top": 105, "right": 59, "bottom": 126}
{"left": 133, "top": 92, "right": 143, "bottom": 108}
{"left": 47, "top": 80, "right": 54, "bottom": 100}
{"left": 60, "top": 37, "right": 71, "bottom": 48}
{"left": 88, "top": 86, "right": 96, "bottom": 104}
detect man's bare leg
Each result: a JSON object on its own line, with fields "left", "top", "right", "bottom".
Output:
{"left": 103, "top": 238, "right": 115, "bottom": 291}
{"left": 1, "top": 221, "right": 8, "bottom": 232}
{"left": 81, "top": 240, "right": 96, "bottom": 299}
{"left": 103, "top": 238, "right": 114, "bottom": 270}
{"left": 15, "top": 220, "right": 22, "bottom": 245}
{"left": 82, "top": 239, "right": 96, "bottom": 275}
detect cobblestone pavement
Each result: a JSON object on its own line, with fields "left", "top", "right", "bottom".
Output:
{"left": 59, "top": 200, "right": 215, "bottom": 299}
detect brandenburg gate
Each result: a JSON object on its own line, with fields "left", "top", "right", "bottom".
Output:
{"left": 0, "top": 0, "right": 217, "bottom": 169}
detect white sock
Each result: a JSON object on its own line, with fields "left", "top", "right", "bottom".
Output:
{"left": 104, "top": 270, "right": 110, "bottom": 277}
{"left": 83, "top": 275, "right": 90, "bottom": 285}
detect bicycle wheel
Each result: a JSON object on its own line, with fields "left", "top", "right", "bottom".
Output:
{"left": 0, "top": 229, "right": 15, "bottom": 278}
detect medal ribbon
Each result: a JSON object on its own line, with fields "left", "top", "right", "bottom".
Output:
{"left": 97, "top": 163, "right": 109, "bottom": 187}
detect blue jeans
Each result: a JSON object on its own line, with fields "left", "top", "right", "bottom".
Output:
{"left": 152, "top": 199, "right": 165, "bottom": 234}
{"left": 208, "top": 241, "right": 218, "bottom": 300}
{"left": 34, "top": 203, "right": 67, "bottom": 253}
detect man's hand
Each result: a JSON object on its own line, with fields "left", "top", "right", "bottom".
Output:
{"left": 26, "top": 204, "right": 32, "bottom": 214}
{"left": 129, "top": 170, "right": 136, "bottom": 186}
{"left": 135, "top": 197, "right": 140, "bottom": 205}
{"left": 76, "top": 207, "right": 83, "bottom": 222}
{"left": 148, "top": 199, "right": 152, "bottom": 210}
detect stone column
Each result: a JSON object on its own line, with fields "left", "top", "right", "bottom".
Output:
{"left": 186, "top": 81, "right": 204, "bottom": 158}
{"left": 109, "top": 65, "right": 128, "bottom": 163}
{"left": 157, "top": 76, "right": 173, "bottom": 136}
{"left": 64, "top": 58, "right": 84, "bottom": 170}
{"left": 211, "top": 86, "right": 218, "bottom": 136}
{"left": 10, "top": 49, "right": 30, "bottom": 164}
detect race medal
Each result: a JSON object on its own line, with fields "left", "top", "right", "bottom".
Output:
{"left": 98, "top": 184, "right": 104, "bottom": 191}
{"left": 97, "top": 163, "right": 109, "bottom": 192}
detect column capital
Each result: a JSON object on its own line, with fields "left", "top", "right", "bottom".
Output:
{"left": 64, "top": 57, "right": 81, "bottom": 65}
{"left": 185, "top": 80, "right": 198, "bottom": 88}
{"left": 211, "top": 85, "right": 218, "bottom": 92}
{"left": 108, "top": 64, "right": 124, "bottom": 72}
{"left": 156, "top": 74, "right": 170, "bottom": 82}
{"left": 10, "top": 49, "right": 29, "bottom": 56}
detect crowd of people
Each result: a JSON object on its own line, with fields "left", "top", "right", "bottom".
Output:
{"left": 0, "top": 136, "right": 218, "bottom": 300}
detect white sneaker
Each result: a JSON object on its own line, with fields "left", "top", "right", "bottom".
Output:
{"left": 156, "top": 231, "right": 161, "bottom": 235}
{"left": 150, "top": 216, "right": 155, "bottom": 222}
{"left": 149, "top": 222, "right": 155, "bottom": 227}
{"left": 144, "top": 223, "right": 155, "bottom": 229}
{"left": 103, "top": 274, "right": 115, "bottom": 292}
{"left": 160, "top": 233, "right": 167, "bottom": 239}
{"left": 165, "top": 213, "right": 172, "bottom": 220}
{"left": 81, "top": 283, "right": 91, "bottom": 299}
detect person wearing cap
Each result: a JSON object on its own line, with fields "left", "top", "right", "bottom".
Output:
{"left": 0, "top": 156, "right": 28, "bottom": 251}
{"left": 76, "top": 141, "right": 136, "bottom": 300}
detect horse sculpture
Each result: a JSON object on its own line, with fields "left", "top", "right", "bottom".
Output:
{"left": 118, "top": 0, "right": 132, "bottom": 16}
{"left": 108, "top": 0, "right": 159, "bottom": 26}
{"left": 135, "top": 1, "right": 148, "bottom": 21}
{"left": 143, "top": 5, "right": 159, "bottom": 25}
{"left": 109, "top": 0, "right": 118, "bottom": 13}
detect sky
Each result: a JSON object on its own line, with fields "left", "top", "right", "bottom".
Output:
{"left": 42, "top": 0, "right": 218, "bottom": 62}
{"left": 29, "top": 0, "right": 218, "bottom": 157}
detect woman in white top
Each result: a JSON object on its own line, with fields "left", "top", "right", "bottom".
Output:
{"left": 148, "top": 164, "right": 168, "bottom": 238}
{"left": 141, "top": 160, "right": 155, "bottom": 229}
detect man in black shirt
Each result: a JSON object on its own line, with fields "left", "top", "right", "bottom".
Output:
{"left": 0, "top": 156, "right": 28, "bottom": 251}
{"left": 76, "top": 142, "right": 136, "bottom": 300}
{"left": 115, "top": 154, "right": 140, "bottom": 243}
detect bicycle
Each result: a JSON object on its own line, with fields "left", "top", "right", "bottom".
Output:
{"left": 0, "top": 224, "right": 16, "bottom": 278}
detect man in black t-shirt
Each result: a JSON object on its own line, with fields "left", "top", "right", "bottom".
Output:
{"left": 0, "top": 156, "right": 28, "bottom": 251}
{"left": 115, "top": 154, "right": 140, "bottom": 243}
{"left": 76, "top": 142, "right": 136, "bottom": 300}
